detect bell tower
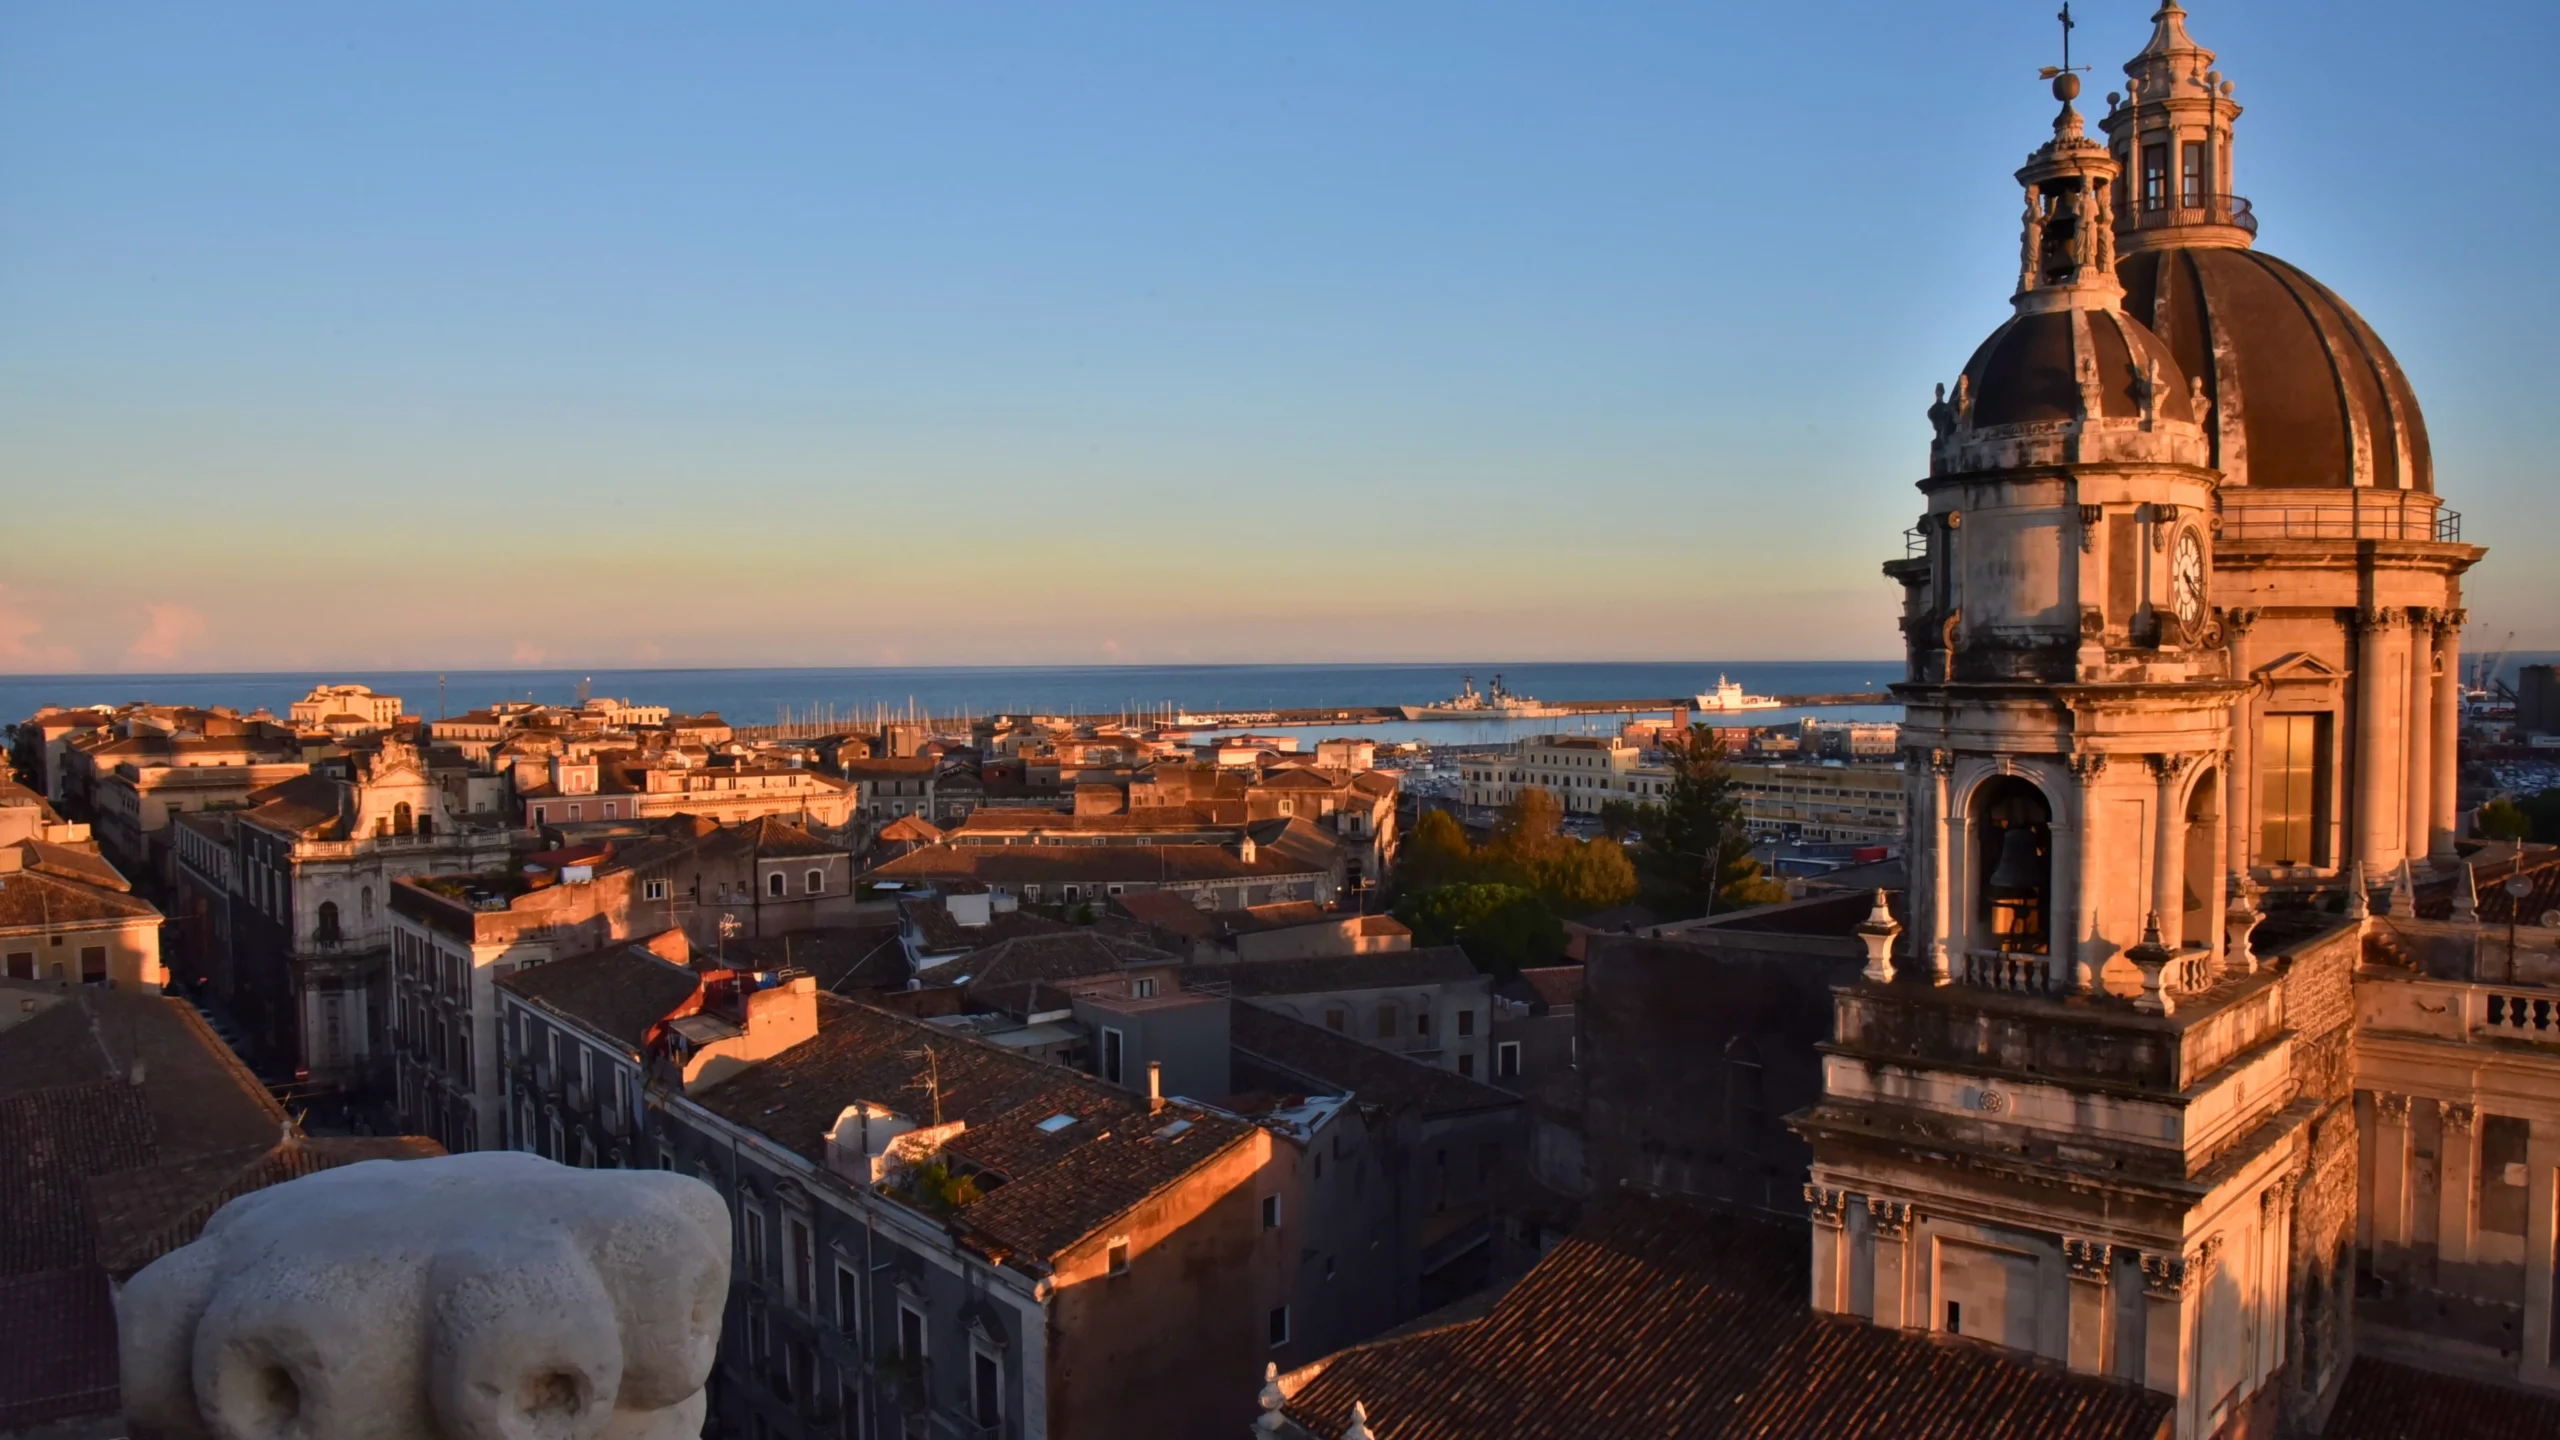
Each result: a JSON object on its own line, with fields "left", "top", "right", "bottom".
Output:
{"left": 1796, "top": 44, "right": 2323, "bottom": 1440}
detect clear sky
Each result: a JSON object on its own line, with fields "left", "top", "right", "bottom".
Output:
{"left": 3, "top": 1, "right": 2552, "bottom": 673}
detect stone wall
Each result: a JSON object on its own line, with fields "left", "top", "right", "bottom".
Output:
{"left": 2272, "top": 919, "right": 2363, "bottom": 1433}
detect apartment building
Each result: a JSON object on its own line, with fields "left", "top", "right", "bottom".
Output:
{"left": 1728, "top": 761, "right": 1906, "bottom": 845}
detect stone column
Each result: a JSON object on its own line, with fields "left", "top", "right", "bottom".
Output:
{"left": 2151, "top": 755, "right": 2189, "bottom": 949}
{"left": 2064, "top": 1239, "right": 2115, "bottom": 1375}
{"left": 1805, "top": 1185, "right": 1852, "bottom": 1313}
{"left": 2437, "top": 1103, "right": 2477, "bottom": 1290}
{"left": 2227, "top": 609, "right": 2261, "bottom": 877}
{"left": 2049, "top": 773, "right": 2080, "bottom": 992}
{"left": 1927, "top": 752, "right": 1954, "bottom": 985}
{"left": 1869, "top": 1199, "right": 1918, "bottom": 1328}
{"left": 2524, "top": 1118, "right": 2560, "bottom": 1381}
{"left": 2205, "top": 750, "right": 2230, "bottom": 974}
{"left": 2434, "top": 611, "right": 2464, "bottom": 857}
{"left": 2355, "top": 608, "right": 2406, "bottom": 872}
{"left": 2406, "top": 607, "right": 2436, "bottom": 864}
{"left": 2069, "top": 753, "right": 2108, "bottom": 992}
{"left": 2373, "top": 1091, "right": 2412, "bottom": 1278}
{"left": 2138, "top": 1249, "right": 2200, "bottom": 1400}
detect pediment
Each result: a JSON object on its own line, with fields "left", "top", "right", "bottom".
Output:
{"left": 2255, "top": 652, "right": 2344, "bottom": 693}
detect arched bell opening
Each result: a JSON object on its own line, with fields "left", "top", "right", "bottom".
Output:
{"left": 2182, "top": 769, "right": 2221, "bottom": 948}
{"left": 1972, "top": 776, "right": 2053, "bottom": 956}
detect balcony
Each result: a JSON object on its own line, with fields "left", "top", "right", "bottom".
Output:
{"left": 2217, "top": 493, "right": 2460, "bottom": 544}
{"left": 2122, "top": 191, "right": 2256, "bottom": 237}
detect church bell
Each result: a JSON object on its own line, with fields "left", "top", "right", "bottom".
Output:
{"left": 1987, "top": 825, "right": 2043, "bottom": 895}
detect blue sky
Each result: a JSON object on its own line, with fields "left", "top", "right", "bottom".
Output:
{"left": 2, "top": 1, "right": 2551, "bottom": 671}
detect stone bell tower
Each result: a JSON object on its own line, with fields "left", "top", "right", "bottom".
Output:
{"left": 1796, "top": 55, "right": 2325, "bottom": 1440}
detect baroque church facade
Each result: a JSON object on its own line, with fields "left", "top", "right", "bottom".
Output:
{"left": 1799, "top": 5, "right": 2545, "bottom": 1437}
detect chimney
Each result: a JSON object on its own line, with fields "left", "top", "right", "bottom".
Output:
{"left": 127, "top": 1058, "right": 147, "bottom": 1086}
{"left": 1147, "top": 1060, "right": 1164, "bottom": 1114}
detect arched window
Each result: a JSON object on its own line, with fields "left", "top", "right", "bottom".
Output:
{"left": 315, "top": 901, "right": 342, "bottom": 945}
{"left": 359, "top": 886, "right": 374, "bottom": 924}
{"left": 1973, "top": 776, "right": 2053, "bottom": 956}
{"left": 806, "top": 869, "right": 824, "bottom": 895}
{"left": 768, "top": 871, "right": 786, "bottom": 898}
{"left": 393, "top": 801, "right": 413, "bottom": 837}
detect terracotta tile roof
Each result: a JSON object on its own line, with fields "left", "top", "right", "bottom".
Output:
{"left": 724, "top": 925, "right": 909, "bottom": 994}
{"left": 2322, "top": 1355, "right": 2560, "bottom": 1439}
{"left": 691, "top": 996, "right": 1257, "bottom": 1271}
{"left": 1222, "top": 945, "right": 1480, "bottom": 1000}
{"left": 866, "top": 842, "right": 1325, "bottom": 886}
{"left": 731, "top": 815, "right": 847, "bottom": 860}
{"left": 1230, "top": 1001, "right": 1517, "bottom": 1120}
{"left": 905, "top": 898, "right": 1071, "bottom": 956}
{"left": 1280, "top": 1191, "right": 2172, "bottom": 1440}
{"left": 0, "top": 990, "right": 286, "bottom": 1163}
{"left": 0, "top": 866, "right": 161, "bottom": 928}
{"left": 87, "top": 1134, "right": 443, "bottom": 1279}
{"left": 876, "top": 814, "right": 947, "bottom": 845}
{"left": 239, "top": 772, "right": 350, "bottom": 839}
{"left": 14, "top": 840, "right": 129, "bottom": 891}
{"left": 0, "top": 1081, "right": 156, "bottom": 1276}
{"left": 500, "top": 944, "right": 705, "bottom": 1052}
{"left": 1110, "top": 889, "right": 1220, "bottom": 939}
{"left": 0, "top": 1266, "right": 118, "bottom": 1430}
{"left": 1513, "top": 964, "right": 1585, "bottom": 1011}
{"left": 961, "top": 932, "right": 1175, "bottom": 1013}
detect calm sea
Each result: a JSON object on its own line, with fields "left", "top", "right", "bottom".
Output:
{"left": 0, "top": 661, "right": 1903, "bottom": 747}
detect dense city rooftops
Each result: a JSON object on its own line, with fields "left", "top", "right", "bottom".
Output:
{"left": 1230, "top": 1002, "right": 1516, "bottom": 1120}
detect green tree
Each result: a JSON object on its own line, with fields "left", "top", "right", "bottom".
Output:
{"left": 1397, "top": 808, "right": 1480, "bottom": 894}
{"left": 1527, "top": 835, "right": 1639, "bottom": 914}
{"left": 1393, "top": 881, "right": 1567, "bottom": 978}
{"left": 1633, "top": 724, "right": 1786, "bottom": 917}
{"left": 2480, "top": 798, "right": 2533, "bottom": 842}
{"left": 1597, "top": 799, "right": 1644, "bottom": 841}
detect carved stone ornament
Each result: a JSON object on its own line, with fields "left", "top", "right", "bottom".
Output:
{"left": 2139, "top": 1252, "right": 2196, "bottom": 1299}
{"left": 1927, "top": 749, "right": 1956, "bottom": 777}
{"left": 2194, "top": 1234, "right": 2224, "bottom": 1284}
{"left": 2078, "top": 504, "right": 2104, "bottom": 552}
{"left": 120, "top": 1153, "right": 730, "bottom": 1440}
{"left": 2151, "top": 503, "right": 2182, "bottom": 549}
{"left": 2375, "top": 1091, "right": 2411, "bottom": 1122}
{"left": 2063, "top": 1239, "right": 2114, "bottom": 1284}
{"left": 1973, "top": 1089, "right": 2008, "bottom": 1114}
{"left": 2080, "top": 606, "right": 2106, "bottom": 637}
{"left": 1803, "top": 1185, "right": 1851, "bottom": 1229}
{"left": 2147, "top": 752, "right": 2193, "bottom": 782}
{"left": 2442, "top": 1101, "right": 2477, "bottom": 1134}
{"left": 1867, "top": 1198, "right": 1917, "bottom": 1240}
{"left": 2067, "top": 750, "right": 2108, "bottom": 782}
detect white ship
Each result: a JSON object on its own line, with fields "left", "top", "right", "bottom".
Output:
{"left": 1693, "top": 675, "right": 1782, "bottom": 712}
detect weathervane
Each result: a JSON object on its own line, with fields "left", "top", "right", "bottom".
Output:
{"left": 2039, "top": 3, "right": 2091, "bottom": 87}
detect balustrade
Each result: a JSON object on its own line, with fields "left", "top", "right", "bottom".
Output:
{"left": 2482, "top": 991, "right": 2560, "bottom": 1042}
{"left": 1961, "top": 950, "right": 2054, "bottom": 995}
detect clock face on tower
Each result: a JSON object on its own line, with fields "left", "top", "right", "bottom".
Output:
{"left": 2172, "top": 527, "right": 2207, "bottom": 634}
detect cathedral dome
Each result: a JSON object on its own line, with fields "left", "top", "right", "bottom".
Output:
{"left": 2117, "top": 246, "right": 2432, "bottom": 491}
{"left": 1957, "top": 306, "right": 2195, "bottom": 430}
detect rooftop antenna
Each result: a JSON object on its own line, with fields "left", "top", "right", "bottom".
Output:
{"left": 904, "top": 1046, "right": 944, "bottom": 1125}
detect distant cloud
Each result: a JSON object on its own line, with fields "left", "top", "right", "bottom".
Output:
{"left": 511, "top": 640, "right": 546, "bottom": 666}
{"left": 634, "top": 640, "right": 664, "bottom": 663}
{"left": 125, "top": 603, "right": 207, "bottom": 665}
{"left": 0, "top": 587, "right": 80, "bottom": 670}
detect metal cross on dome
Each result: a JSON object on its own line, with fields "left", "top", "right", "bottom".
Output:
{"left": 2039, "top": 2, "right": 2092, "bottom": 84}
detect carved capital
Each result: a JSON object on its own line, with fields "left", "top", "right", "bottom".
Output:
{"left": 2374, "top": 1091, "right": 2411, "bottom": 1122}
{"left": 2067, "top": 751, "right": 2109, "bottom": 782}
{"left": 2223, "top": 606, "right": 2261, "bottom": 636}
{"left": 1926, "top": 749, "right": 1956, "bottom": 778}
{"left": 2408, "top": 605, "right": 2442, "bottom": 630}
{"left": 2442, "top": 1101, "right": 2477, "bottom": 1134}
{"left": 1803, "top": 1185, "right": 1851, "bottom": 1229}
{"left": 2354, "top": 606, "right": 2407, "bottom": 634}
{"left": 1867, "top": 1198, "right": 1917, "bottom": 1241}
{"left": 2138, "top": 1251, "right": 2197, "bottom": 1299}
{"left": 2147, "top": 752, "right": 2193, "bottom": 782}
{"left": 2078, "top": 504, "right": 2105, "bottom": 553}
{"left": 2194, "top": 1233, "right": 2223, "bottom": 1284}
{"left": 2063, "top": 1239, "right": 2114, "bottom": 1284}
{"left": 2447, "top": 607, "right": 2469, "bottom": 631}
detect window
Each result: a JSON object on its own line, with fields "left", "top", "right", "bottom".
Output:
{"left": 79, "top": 946, "right": 108, "bottom": 985}
{"left": 2180, "top": 138, "right": 2209, "bottom": 207}
{"left": 1101, "top": 1027, "right": 1125, "bottom": 1085}
{"left": 744, "top": 1208, "right": 766, "bottom": 1280}
{"left": 602, "top": 801, "right": 617, "bottom": 818}
{"left": 1497, "top": 1041, "right": 1522, "bottom": 1079}
{"left": 2260, "top": 713, "right": 2329, "bottom": 866}
{"left": 1416, "top": 1010, "right": 1431, "bottom": 1037}
{"left": 898, "top": 1304, "right": 925, "bottom": 1362}
{"left": 1456, "top": 1009, "right": 1475, "bottom": 1037}
{"left": 1323, "top": 1004, "right": 1349, "bottom": 1033}
{"left": 789, "top": 1217, "right": 814, "bottom": 1311}
{"left": 532, "top": 805, "right": 546, "bottom": 825}
{"left": 565, "top": 804, "right": 581, "bottom": 822}
{"left": 2142, "top": 142, "right": 2169, "bottom": 209}
{"left": 805, "top": 869, "right": 824, "bottom": 895}
{"left": 836, "top": 1262, "right": 860, "bottom": 1336}
{"left": 768, "top": 871, "right": 786, "bottom": 898}
{"left": 940, "top": 1342, "right": 991, "bottom": 1429}
{"left": 1374, "top": 1004, "right": 1399, "bottom": 1040}
{"left": 393, "top": 801, "right": 413, "bottom": 836}
{"left": 1267, "top": 1305, "right": 1291, "bottom": 1348}
{"left": 549, "top": 1116, "right": 564, "bottom": 1163}
{"left": 644, "top": 879, "right": 667, "bottom": 902}
{"left": 1261, "top": 1195, "right": 1283, "bottom": 1230}
{"left": 1457, "top": 1053, "right": 1475, "bottom": 1078}
{"left": 1130, "top": 977, "right": 1156, "bottom": 999}
{"left": 1107, "top": 1238, "right": 1130, "bottom": 1275}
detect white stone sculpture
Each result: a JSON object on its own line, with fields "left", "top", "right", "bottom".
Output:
{"left": 120, "top": 1151, "right": 730, "bottom": 1440}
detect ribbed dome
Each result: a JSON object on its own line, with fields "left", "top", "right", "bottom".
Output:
{"left": 2118, "top": 247, "right": 2431, "bottom": 491}
{"left": 1956, "top": 307, "right": 2195, "bottom": 430}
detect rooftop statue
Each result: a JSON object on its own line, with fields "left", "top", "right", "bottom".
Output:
{"left": 119, "top": 1151, "right": 729, "bottom": 1440}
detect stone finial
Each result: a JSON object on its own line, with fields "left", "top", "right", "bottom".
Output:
{"left": 2389, "top": 860, "right": 2418, "bottom": 917}
{"left": 2453, "top": 859, "right": 2479, "bottom": 924}
{"left": 2225, "top": 872, "right": 2262, "bottom": 976}
{"left": 2130, "top": 911, "right": 2175, "bottom": 1015}
{"left": 2345, "top": 861, "right": 2371, "bottom": 920}
{"left": 1257, "top": 1361, "right": 1289, "bottom": 1434}
{"left": 120, "top": 1152, "right": 729, "bottom": 1440}
{"left": 1857, "top": 889, "right": 1902, "bottom": 985}
{"left": 1341, "top": 1400, "right": 1375, "bottom": 1440}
